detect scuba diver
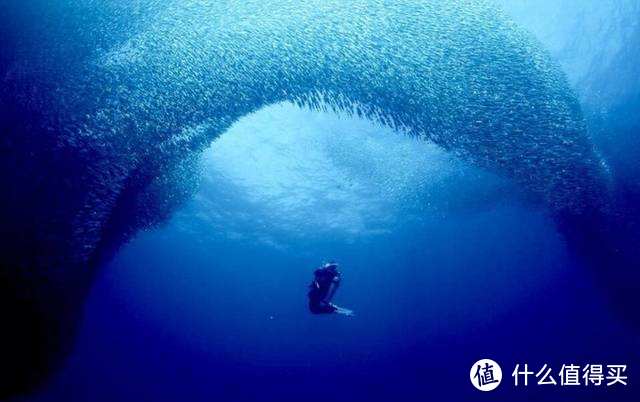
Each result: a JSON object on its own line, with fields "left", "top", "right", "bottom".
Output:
{"left": 308, "top": 261, "right": 354, "bottom": 316}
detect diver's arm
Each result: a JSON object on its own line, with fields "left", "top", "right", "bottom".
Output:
{"left": 323, "top": 276, "right": 340, "bottom": 303}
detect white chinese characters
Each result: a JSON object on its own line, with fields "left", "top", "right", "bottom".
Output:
{"left": 512, "top": 364, "right": 627, "bottom": 386}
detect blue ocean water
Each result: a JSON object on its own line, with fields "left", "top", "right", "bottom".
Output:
{"left": 1, "top": 1, "right": 639, "bottom": 401}
{"left": 19, "top": 104, "right": 639, "bottom": 401}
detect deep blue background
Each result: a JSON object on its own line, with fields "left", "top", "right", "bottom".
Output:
{"left": 7, "top": 1, "right": 640, "bottom": 401}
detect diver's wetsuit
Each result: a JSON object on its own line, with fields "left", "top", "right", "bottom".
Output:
{"left": 308, "top": 265, "right": 340, "bottom": 314}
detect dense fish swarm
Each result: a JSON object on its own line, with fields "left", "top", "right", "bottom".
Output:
{"left": 1, "top": 0, "right": 609, "bottom": 266}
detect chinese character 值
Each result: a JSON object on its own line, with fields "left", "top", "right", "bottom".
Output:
{"left": 560, "top": 364, "right": 580, "bottom": 386}
{"left": 474, "top": 362, "right": 499, "bottom": 388}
